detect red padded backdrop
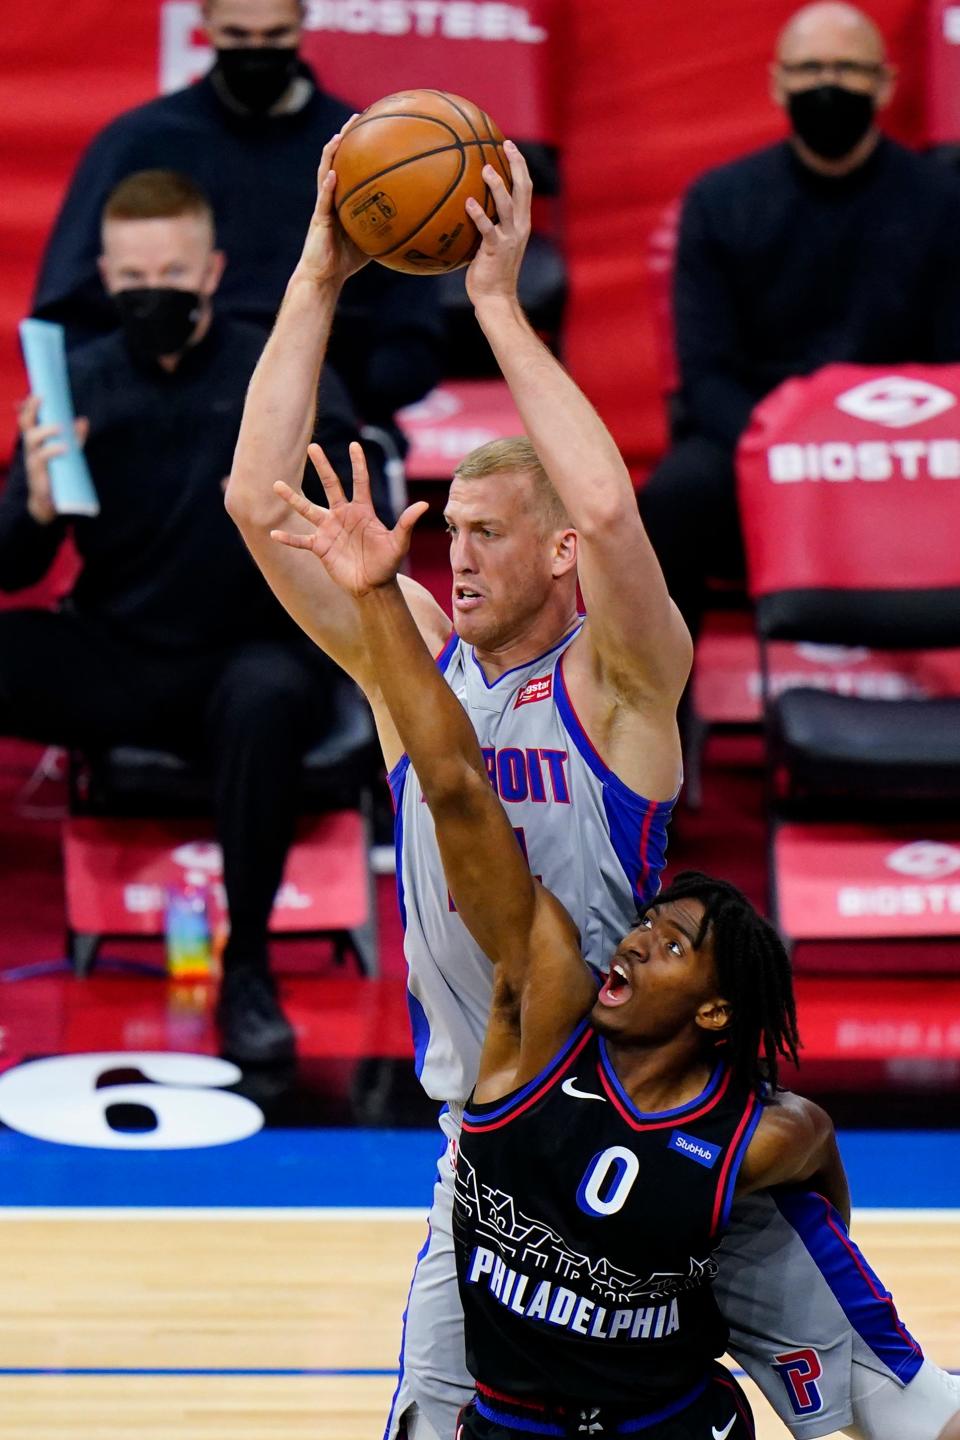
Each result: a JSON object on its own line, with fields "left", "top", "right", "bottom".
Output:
{"left": 561, "top": 0, "right": 928, "bottom": 476}
{"left": 0, "top": 0, "right": 931, "bottom": 468}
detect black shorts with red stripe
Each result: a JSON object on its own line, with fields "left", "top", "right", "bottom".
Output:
{"left": 455, "top": 1365, "right": 755, "bottom": 1440}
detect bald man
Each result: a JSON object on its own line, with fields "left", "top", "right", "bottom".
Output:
{"left": 640, "top": 0, "right": 960, "bottom": 640}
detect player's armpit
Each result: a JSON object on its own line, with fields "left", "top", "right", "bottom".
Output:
{"left": 473, "top": 887, "right": 597, "bottom": 1103}
{"left": 577, "top": 534, "right": 694, "bottom": 708}
{"left": 736, "top": 1093, "right": 850, "bottom": 1224}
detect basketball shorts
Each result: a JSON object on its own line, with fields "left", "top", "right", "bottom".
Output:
{"left": 454, "top": 1365, "right": 754, "bottom": 1439}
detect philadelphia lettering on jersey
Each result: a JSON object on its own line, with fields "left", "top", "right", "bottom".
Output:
{"left": 463, "top": 1242, "right": 683, "bottom": 1345}
{"left": 388, "top": 624, "right": 675, "bottom": 1102}
{"left": 453, "top": 1021, "right": 763, "bottom": 1408}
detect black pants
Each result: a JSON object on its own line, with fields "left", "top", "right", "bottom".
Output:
{"left": 456, "top": 1365, "right": 755, "bottom": 1439}
{"left": 638, "top": 436, "right": 744, "bottom": 640}
{"left": 0, "top": 608, "right": 336, "bottom": 975}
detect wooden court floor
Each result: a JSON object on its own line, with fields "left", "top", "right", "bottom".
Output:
{"left": 0, "top": 1212, "right": 956, "bottom": 1439}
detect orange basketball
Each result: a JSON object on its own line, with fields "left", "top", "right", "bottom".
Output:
{"left": 333, "top": 89, "right": 511, "bottom": 275}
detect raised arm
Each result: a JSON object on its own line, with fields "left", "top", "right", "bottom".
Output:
{"left": 464, "top": 144, "right": 692, "bottom": 708}
{"left": 272, "top": 450, "right": 596, "bottom": 1086}
{"left": 223, "top": 127, "right": 449, "bottom": 699}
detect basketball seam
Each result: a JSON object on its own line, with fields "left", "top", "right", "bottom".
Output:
{"left": 346, "top": 147, "right": 470, "bottom": 262}
{"left": 335, "top": 139, "right": 486, "bottom": 212}
{"left": 339, "top": 138, "right": 503, "bottom": 264}
{"left": 342, "top": 109, "right": 461, "bottom": 144}
{"left": 335, "top": 110, "right": 464, "bottom": 209}
{"left": 423, "top": 90, "right": 500, "bottom": 221}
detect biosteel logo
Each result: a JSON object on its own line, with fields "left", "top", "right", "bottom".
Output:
{"left": 767, "top": 438, "right": 960, "bottom": 483}
{"left": 884, "top": 841, "right": 960, "bottom": 880}
{"left": 160, "top": 0, "right": 546, "bottom": 91}
{"left": 766, "top": 375, "right": 960, "bottom": 483}
{"left": 834, "top": 376, "right": 957, "bottom": 428}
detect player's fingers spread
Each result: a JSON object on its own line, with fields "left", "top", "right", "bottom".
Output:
{"left": 465, "top": 196, "right": 495, "bottom": 235}
{"left": 483, "top": 164, "right": 514, "bottom": 218}
{"left": 307, "top": 442, "right": 347, "bottom": 506}
{"left": 396, "top": 500, "right": 430, "bottom": 540}
{"left": 348, "top": 441, "right": 372, "bottom": 505}
{"left": 272, "top": 478, "right": 325, "bottom": 525}
{"left": 269, "top": 527, "right": 320, "bottom": 552}
{"left": 504, "top": 139, "right": 532, "bottom": 196}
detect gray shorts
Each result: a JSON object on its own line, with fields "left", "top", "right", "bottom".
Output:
{"left": 383, "top": 1117, "right": 957, "bottom": 1440}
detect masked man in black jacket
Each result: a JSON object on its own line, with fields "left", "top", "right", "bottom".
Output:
{"left": 2, "top": 169, "right": 363, "bottom": 1064}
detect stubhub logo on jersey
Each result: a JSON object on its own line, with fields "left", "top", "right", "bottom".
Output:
{"left": 766, "top": 375, "right": 960, "bottom": 483}
{"left": 667, "top": 1130, "right": 721, "bottom": 1169}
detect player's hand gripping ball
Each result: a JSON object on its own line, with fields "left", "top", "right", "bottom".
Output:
{"left": 333, "top": 90, "right": 512, "bottom": 274}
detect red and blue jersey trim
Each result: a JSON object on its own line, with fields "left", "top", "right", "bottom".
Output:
{"left": 774, "top": 1189, "right": 923, "bottom": 1383}
{"left": 597, "top": 1043, "right": 732, "bottom": 1131}
{"left": 467, "top": 622, "right": 584, "bottom": 691}
{"left": 473, "top": 1375, "right": 709, "bottom": 1435}
{"left": 553, "top": 655, "right": 674, "bottom": 909}
{"left": 385, "top": 630, "right": 458, "bottom": 805}
{"left": 710, "top": 1094, "right": 763, "bottom": 1238}
{"left": 462, "top": 1020, "right": 594, "bottom": 1132}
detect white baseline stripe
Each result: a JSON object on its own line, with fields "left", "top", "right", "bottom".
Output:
{"left": 0, "top": 1207, "right": 429, "bottom": 1222}
{"left": 0, "top": 1206, "right": 956, "bottom": 1223}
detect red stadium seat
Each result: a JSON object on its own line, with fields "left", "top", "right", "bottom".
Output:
{"left": 62, "top": 675, "right": 379, "bottom": 977}
{"left": 398, "top": 380, "right": 524, "bottom": 480}
{"left": 736, "top": 363, "right": 960, "bottom": 950}
{"left": 926, "top": 0, "right": 960, "bottom": 146}
{"left": 646, "top": 198, "right": 682, "bottom": 400}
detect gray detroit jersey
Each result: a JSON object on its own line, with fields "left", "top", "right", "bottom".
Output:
{"left": 387, "top": 624, "right": 674, "bottom": 1103}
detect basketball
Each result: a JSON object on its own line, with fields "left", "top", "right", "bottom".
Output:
{"left": 333, "top": 89, "right": 511, "bottom": 275}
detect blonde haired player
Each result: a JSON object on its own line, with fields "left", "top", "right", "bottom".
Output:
{"left": 226, "top": 128, "right": 960, "bottom": 1440}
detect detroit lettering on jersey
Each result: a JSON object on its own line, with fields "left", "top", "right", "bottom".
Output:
{"left": 390, "top": 627, "right": 674, "bottom": 1102}
{"left": 417, "top": 744, "right": 572, "bottom": 806}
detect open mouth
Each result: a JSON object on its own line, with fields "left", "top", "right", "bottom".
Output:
{"left": 453, "top": 585, "right": 485, "bottom": 610}
{"left": 597, "top": 960, "right": 633, "bottom": 1008}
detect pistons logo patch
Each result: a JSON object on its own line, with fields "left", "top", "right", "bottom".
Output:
{"left": 515, "top": 675, "right": 552, "bottom": 708}
{"left": 772, "top": 1348, "right": 824, "bottom": 1415}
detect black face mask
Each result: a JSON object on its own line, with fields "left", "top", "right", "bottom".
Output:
{"left": 114, "top": 287, "right": 202, "bottom": 361}
{"left": 214, "top": 46, "right": 299, "bottom": 114}
{"left": 787, "top": 85, "right": 876, "bottom": 161}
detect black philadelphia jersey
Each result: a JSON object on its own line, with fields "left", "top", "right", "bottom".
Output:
{"left": 453, "top": 1019, "right": 763, "bottom": 1411}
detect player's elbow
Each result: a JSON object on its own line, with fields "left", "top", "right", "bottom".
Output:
{"left": 223, "top": 470, "right": 249, "bottom": 524}
{"left": 426, "top": 762, "right": 491, "bottom": 822}
{"left": 572, "top": 484, "right": 631, "bottom": 542}
{"left": 224, "top": 469, "right": 276, "bottom": 532}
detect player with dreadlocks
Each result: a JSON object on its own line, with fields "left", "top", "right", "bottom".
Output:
{"left": 643, "top": 868, "right": 801, "bottom": 1093}
{"left": 271, "top": 449, "right": 922, "bottom": 1440}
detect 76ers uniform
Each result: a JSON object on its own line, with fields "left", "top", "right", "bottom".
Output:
{"left": 453, "top": 1021, "right": 760, "bottom": 1437}
{"left": 383, "top": 625, "right": 953, "bottom": 1440}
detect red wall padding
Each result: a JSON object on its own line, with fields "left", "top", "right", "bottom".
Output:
{"left": 561, "top": 0, "right": 929, "bottom": 476}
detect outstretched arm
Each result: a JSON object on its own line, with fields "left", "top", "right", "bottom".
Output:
{"left": 272, "top": 451, "right": 596, "bottom": 1083}
{"left": 224, "top": 127, "right": 449, "bottom": 700}
{"left": 465, "top": 145, "right": 692, "bottom": 710}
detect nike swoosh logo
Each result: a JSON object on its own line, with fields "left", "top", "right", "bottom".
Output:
{"left": 712, "top": 1416, "right": 736, "bottom": 1440}
{"left": 561, "top": 1076, "right": 606, "bottom": 1102}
